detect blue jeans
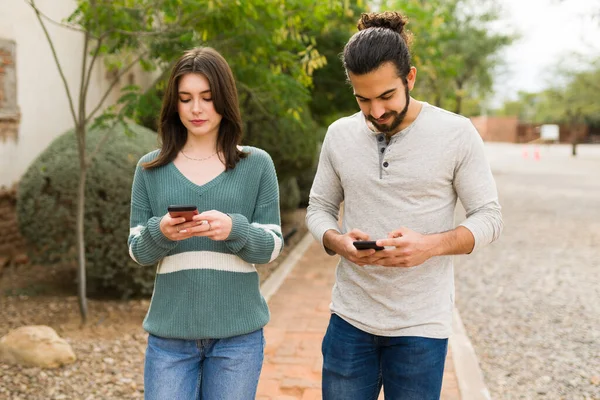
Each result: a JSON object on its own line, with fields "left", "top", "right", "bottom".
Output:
{"left": 144, "top": 329, "right": 264, "bottom": 400}
{"left": 322, "top": 314, "right": 448, "bottom": 400}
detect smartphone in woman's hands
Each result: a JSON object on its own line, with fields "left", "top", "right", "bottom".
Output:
{"left": 167, "top": 205, "right": 199, "bottom": 222}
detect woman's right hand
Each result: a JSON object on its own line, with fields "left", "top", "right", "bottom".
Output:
{"left": 159, "top": 213, "right": 195, "bottom": 241}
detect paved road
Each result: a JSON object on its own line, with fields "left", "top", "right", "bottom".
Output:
{"left": 454, "top": 143, "right": 600, "bottom": 399}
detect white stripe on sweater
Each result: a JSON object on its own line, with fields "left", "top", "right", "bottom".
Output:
{"left": 129, "top": 225, "right": 143, "bottom": 237}
{"left": 157, "top": 251, "right": 257, "bottom": 274}
{"left": 128, "top": 225, "right": 144, "bottom": 264}
{"left": 251, "top": 223, "right": 282, "bottom": 235}
{"left": 251, "top": 223, "right": 283, "bottom": 262}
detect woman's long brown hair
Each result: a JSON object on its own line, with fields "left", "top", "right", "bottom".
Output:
{"left": 143, "top": 47, "right": 247, "bottom": 170}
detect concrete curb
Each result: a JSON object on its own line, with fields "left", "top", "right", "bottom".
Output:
{"left": 260, "top": 232, "right": 315, "bottom": 303}
{"left": 450, "top": 307, "right": 492, "bottom": 399}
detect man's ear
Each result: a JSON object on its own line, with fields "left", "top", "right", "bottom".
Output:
{"left": 406, "top": 67, "right": 417, "bottom": 91}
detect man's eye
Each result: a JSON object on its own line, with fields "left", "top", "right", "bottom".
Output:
{"left": 381, "top": 96, "right": 392, "bottom": 101}
{"left": 357, "top": 98, "right": 369, "bottom": 103}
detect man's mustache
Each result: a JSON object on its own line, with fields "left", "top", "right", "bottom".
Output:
{"left": 368, "top": 112, "right": 397, "bottom": 123}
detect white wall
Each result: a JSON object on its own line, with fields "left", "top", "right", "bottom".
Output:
{"left": 0, "top": 0, "right": 155, "bottom": 187}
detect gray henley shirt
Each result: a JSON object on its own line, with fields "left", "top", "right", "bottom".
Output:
{"left": 306, "top": 102, "right": 503, "bottom": 338}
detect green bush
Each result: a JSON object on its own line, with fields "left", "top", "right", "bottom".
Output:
{"left": 17, "top": 122, "right": 159, "bottom": 298}
{"left": 279, "top": 177, "right": 301, "bottom": 213}
{"left": 296, "top": 141, "right": 321, "bottom": 207}
{"left": 242, "top": 111, "right": 321, "bottom": 183}
{"left": 278, "top": 176, "right": 301, "bottom": 226}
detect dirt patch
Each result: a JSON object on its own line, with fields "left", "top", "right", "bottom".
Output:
{"left": 0, "top": 209, "right": 307, "bottom": 400}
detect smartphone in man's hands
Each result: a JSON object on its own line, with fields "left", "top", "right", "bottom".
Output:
{"left": 353, "top": 241, "right": 384, "bottom": 251}
{"left": 168, "top": 205, "right": 199, "bottom": 222}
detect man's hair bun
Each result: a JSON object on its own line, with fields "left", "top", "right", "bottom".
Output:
{"left": 357, "top": 11, "right": 408, "bottom": 34}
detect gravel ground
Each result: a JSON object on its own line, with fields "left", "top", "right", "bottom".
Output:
{"left": 454, "top": 144, "right": 600, "bottom": 399}
{"left": 0, "top": 210, "right": 307, "bottom": 400}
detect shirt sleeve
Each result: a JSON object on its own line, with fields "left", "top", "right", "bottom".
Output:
{"left": 305, "top": 131, "right": 344, "bottom": 255}
{"left": 224, "top": 155, "right": 284, "bottom": 264}
{"left": 127, "top": 163, "right": 178, "bottom": 266}
{"left": 455, "top": 122, "right": 504, "bottom": 252}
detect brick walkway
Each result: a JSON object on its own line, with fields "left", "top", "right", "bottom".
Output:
{"left": 257, "top": 237, "right": 461, "bottom": 400}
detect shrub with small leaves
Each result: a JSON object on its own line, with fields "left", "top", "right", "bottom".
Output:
{"left": 279, "top": 177, "right": 301, "bottom": 213}
{"left": 17, "top": 122, "right": 158, "bottom": 298}
{"left": 279, "top": 176, "right": 301, "bottom": 226}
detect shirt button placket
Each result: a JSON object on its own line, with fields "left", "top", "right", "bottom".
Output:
{"left": 376, "top": 134, "right": 387, "bottom": 178}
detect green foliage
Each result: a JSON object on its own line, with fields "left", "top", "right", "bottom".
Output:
{"left": 243, "top": 107, "right": 322, "bottom": 182}
{"left": 126, "top": 0, "right": 359, "bottom": 181}
{"left": 308, "top": 1, "right": 369, "bottom": 126}
{"left": 382, "top": 0, "right": 516, "bottom": 114}
{"left": 296, "top": 142, "right": 322, "bottom": 207}
{"left": 279, "top": 177, "right": 301, "bottom": 212}
{"left": 493, "top": 91, "right": 541, "bottom": 121}
{"left": 17, "top": 123, "right": 159, "bottom": 297}
{"left": 493, "top": 57, "right": 600, "bottom": 125}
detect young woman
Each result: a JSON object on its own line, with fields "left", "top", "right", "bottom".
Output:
{"left": 128, "top": 47, "right": 283, "bottom": 400}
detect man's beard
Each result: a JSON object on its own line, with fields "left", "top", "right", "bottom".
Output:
{"left": 367, "top": 86, "right": 410, "bottom": 134}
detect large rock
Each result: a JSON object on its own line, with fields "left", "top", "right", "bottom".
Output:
{"left": 0, "top": 325, "right": 76, "bottom": 368}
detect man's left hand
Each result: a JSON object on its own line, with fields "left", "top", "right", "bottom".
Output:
{"left": 370, "top": 227, "right": 437, "bottom": 268}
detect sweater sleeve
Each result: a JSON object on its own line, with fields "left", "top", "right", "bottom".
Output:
{"left": 128, "top": 162, "right": 178, "bottom": 266}
{"left": 225, "top": 154, "right": 284, "bottom": 264}
{"left": 305, "top": 131, "right": 344, "bottom": 255}
{"left": 455, "top": 123, "right": 504, "bottom": 252}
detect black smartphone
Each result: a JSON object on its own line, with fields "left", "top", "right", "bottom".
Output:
{"left": 353, "top": 241, "right": 384, "bottom": 251}
{"left": 167, "top": 205, "right": 199, "bottom": 222}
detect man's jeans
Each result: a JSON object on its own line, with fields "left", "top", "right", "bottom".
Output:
{"left": 144, "top": 329, "right": 264, "bottom": 400}
{"left": 322, "top": 314, "right": 448, "bottom": 400}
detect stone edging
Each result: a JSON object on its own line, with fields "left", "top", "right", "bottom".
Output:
{"left": 450, "top": 307, "right": 492, "bottom": 399}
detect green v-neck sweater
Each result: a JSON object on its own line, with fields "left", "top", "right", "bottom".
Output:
{"left": 128, "top": 146, "right": 283, "bottom": 339}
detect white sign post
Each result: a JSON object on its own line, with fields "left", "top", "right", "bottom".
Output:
{"left": 540, "top": 124, "right": 560, "bottom": 142}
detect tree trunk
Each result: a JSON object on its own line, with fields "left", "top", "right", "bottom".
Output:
{"left": 454, "top": 95, "right": 463, "bottom": 115}
{"left": 75, "top": 124, "right": 88, "bottom": 324}
{"left": 454, "top": 80, "right": 465, "bottom": 115}
{"left": 569, "top": 119, "right": 580, "bottom": 157}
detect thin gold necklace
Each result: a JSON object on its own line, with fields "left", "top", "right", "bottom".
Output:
{"left": 180, "top": 149, "right": 218, "bottom": 161}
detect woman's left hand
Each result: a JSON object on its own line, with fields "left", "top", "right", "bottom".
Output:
{"left": 188, "top": 210, "right": 233, "bottom": 241}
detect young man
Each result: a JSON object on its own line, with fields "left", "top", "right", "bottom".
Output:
{"left": 306, "top": 11, "right": 503, "bottom": 400}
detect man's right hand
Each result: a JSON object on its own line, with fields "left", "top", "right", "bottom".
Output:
{"left": 323, "top": 229, "right": 378, "bottom": 266}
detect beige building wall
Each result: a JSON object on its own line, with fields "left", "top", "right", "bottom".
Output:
{"left": 0, "top": 0, "right": 155, "bottom": 187}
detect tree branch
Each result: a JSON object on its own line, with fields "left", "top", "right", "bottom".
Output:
{"left": 237, "top": 82, "right": 275, "bottom": 119}
{"left": 111, "top": 27, "right": 189, "bottom": 37}
{"left": 82, "top": 38, "right": 104, "bottom": 103}
{"left": 79, "top": 31, "right": 90, "bottom": 125}
{"left": 25, "top": 0, "right": 93, "bottom": 36}
{"left": 29, "top": 0, "right": 78, "bottom": 124}
{"left": 139, "top": 62, "right": 172, "bottom": 96}
{"left": 86, "top": 51, "right": 148, "bottom": 124}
